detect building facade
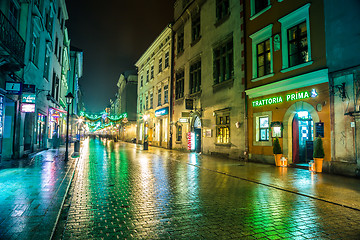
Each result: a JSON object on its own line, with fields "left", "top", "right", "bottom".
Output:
{"left": 136, "top": 26, "right": 172, "bottom": 148}
{"left": 171, "top": 0, "right": 246, "bottom": 158}
{"left": 244, "top": 1, "right": 331, "bottom": 167}
{"left": 116, "top": 70, "right": 137, "bottom": 142}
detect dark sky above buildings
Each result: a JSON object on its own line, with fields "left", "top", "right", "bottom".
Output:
{"left": 65, "top": 0, "right": 175, "bottom": 113}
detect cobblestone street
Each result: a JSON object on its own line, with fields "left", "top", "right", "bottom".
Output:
{"left": 56, "top": 138, "right": 360, "bottom": 239}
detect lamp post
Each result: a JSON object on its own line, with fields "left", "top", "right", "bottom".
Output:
{"left": 65, "top": 92, "right": 74, "bottom": 161}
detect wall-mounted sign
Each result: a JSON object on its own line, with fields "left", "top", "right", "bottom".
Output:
{"left": 179, "top": 118, "right": 188, "bottom": 123}
{"left": 5, "top": 81, "right": 22, "bottom": 95}
{"left": 155, "top": 107, "right": 169, "bottom": 117}
{"left": 21, "top": 103, "right": 35, "bottom": 113}
{"left": 252, "top": 89, "right": 318, "bottom": 107}
{"left": 22, "top": 93, "right": 36, "bottom": 103}
{"left": 315, "top": 122, "right": 324, "bottom": 138}
{"left": 185, "top": 99, "right": 193, "bottom": 110}
{"left": 23, "top": 84, "right": 36, "bottom": 93}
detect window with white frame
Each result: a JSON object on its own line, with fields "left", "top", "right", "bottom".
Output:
{"left": 159, "top": 58, "right": 163, "bottom": 73}
{"left": 250, "top": 0, "right": 270, "bottom": 18}
{"left": 31, "top": 33, "right": 39, "bottom": 65}
{"left": 150, "top": 92, "right": 153, "bottom": 109}
{"left": 253, "top": 111, "right": 272, "bottom": 146}
{"left": 250, "top": 24, "right": 273, "bottom": 80}
{"left": 146, "top": 69, "right": 149, "bottom": 83}
{"left": 140, "top": 75, "right": 143, "bottom": 87}
{"left": 278, "top": 3, "right": 312, "bottom": 72}
{"left": 151, "top": 65, "right": 154, "bottom": 79}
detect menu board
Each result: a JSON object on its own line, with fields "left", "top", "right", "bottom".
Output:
{"left": 315, "top": 122, "right": 324, "bottom": 138}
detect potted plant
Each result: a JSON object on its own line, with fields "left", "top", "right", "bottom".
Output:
{"left": 273, "top": 137, "right": 282, "bottom": 167}
{"left": 313, "top": 137, "right": 325, "bottom": 173}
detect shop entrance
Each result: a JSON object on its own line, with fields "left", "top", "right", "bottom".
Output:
{"left": 292, "top": 111, "right": 314, "bottom": 163}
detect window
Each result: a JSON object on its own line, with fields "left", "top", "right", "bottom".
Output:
{"left": 279, "top": 4, "right": 311, "bottom": 72}
{"left": 164, "top": 51, "right": 169, "bottom": 68}
{"left": 9, "top": 1, "right": 19, "bottom": 28}
{"left": 164, "top": 84, "right": 169, "bottom": 103}
{"left": 146, "top": 69, "right": 149, "bottom": 83}
{"left": 45, "top": 11, "right": 53, "bottom": 34}
{"left": 213, "top": 38, "right": 233, "bottom": 84}
{"left": 192, "top": 14, "right": 201, "bottom": 43}
{"left": 151, "top": 65, "right": 154, "bottom": 79}
{"left": 145, "top": 95, "right": 149, "bottom": 110}
{"left": 250, "top": 24, "right": 273, "bottom": 80}
{"left": 216, "top": 113, "right": 230, "bottom": 144}
{"left": 250, "top": 0, "right": 270, "bottom": 17}
{"left": 54, "top": 37, "right": 59, "bottom": 56}
{"left": 177, "top": 28, "right": 184, "bottom": 54}
{"left": 288, "top": 22, "right": 308, "bottom": 67}
{"left": 257, "top": 39, "right": 271, "bottom": 78}
{"left": 176, "top": 125, "right": 182, "bottom": 141}
{"left": 259, "top": 117, "right": 269, "bottom": 141}
{"left": 139, "top": 98, "right": 143, "bottom": 112}
{"left": 175, "top": 70, "right": 184, "bottom": 99}
{"left": 216, "top": 0, "right": 229, "bottom": 22}
{"left": 150, "top": 92, "right": 153, "bottom": 109}
{"left": 51, "top": 73, "right": 59, "bottom": 100}
{"left": 190, "top": 60, "right": 201, "bottom": 94}
{"left": 31, "top": 33, "right": 39, "bottom": 65}
{"left": 140, "top": 75, "right": 143, "bottom": 87}
{"left": 44, "top": 48, "right": 50, "bottom": 79}
{"left": 34, "top": 0, "right": 40, "bottom": 8}
{"left": 159, "top": 58, "right": 163, "bottom": 73}
{"left": 158, "top": 88, "right": 162, "bottom": 106}
{"left": 253, "top": 111, "right": 272, "bottom": 146}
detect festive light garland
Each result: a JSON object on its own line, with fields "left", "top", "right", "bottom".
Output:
{"left": 81, "top": 111, "right": 128, "bottom": 132}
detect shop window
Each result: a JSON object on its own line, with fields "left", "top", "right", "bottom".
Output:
{"left": 259, "top": 116, "right": 269, "bottom": 141}
{"left": 216, "top": 113, "right": 230, "bottom": 144}
{"left": 177, "top": 125, "right": 182, "bottom": 142}
{"left": 253, "top": 111, "right": 272, "bottom": 146}
{"left": 216, "top": 0, "right": 229, "bottom": 22}
{"left": 175, "top": 70, "right": 184, "bottom": 99}
{"left": 213, "top": 38, "right": 233, "bottom": 84}
{"left": 190, "top": 60, "right": 201, "bottom": 94}
{"left": 279, "top": 4, "right": 312, "bottom": 72}
{"left": 249, "top": 24, "right": 273, "bottom": 81}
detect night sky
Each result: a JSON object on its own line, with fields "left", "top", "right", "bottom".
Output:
{"left": 65, "top": 0, "right": 175, "bottom": 113}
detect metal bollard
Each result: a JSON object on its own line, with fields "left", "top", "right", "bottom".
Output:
{"left": 74, "top": 140, "right": 80, "bottom": 153}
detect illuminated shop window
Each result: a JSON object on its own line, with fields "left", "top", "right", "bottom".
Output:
{"left": 216, "top": 113, "right": 230, "bottom": 144}
{"left": 259, "top": 116, "right": 269, "bottom": 141}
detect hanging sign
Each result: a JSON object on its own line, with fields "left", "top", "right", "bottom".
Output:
{"left": 179, "top": 118, "right": 188, "bottom": 123}
{"left": 187, "top": 132, "right": 192, "bottom": 150}
{"left": 155, "top": 107, "right": 169, "bottom": 117}
{"left": 23, "top": 84, "right": 36, "bottom": 93}
{"left": 5, "top": 81, "right": 22, "bottom": 95}
{"left": 21, "top": 103, "right": 35, "bottom": 113}
{"left": 22, "top": 93, "right": 36, "bottom": 103}
{"left": 252, "top": 89, "right": 318, "bottom": 107}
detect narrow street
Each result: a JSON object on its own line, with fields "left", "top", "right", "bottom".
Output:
{"left": 55, "top": 138, "right": 360, "bottom": 239}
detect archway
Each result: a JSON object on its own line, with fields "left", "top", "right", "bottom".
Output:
{"left": 282, "top": 102, "right": 319, "bottom": 164}
{"left": 191, "top": 114, "right": 202, "bottom": 153}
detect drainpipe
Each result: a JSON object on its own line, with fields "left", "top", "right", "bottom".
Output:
{"left": 242, "top": 0, "right": 249, "bottom": 161}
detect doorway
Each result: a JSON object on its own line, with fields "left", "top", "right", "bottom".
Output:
{"left": 292, "top": 111, "right": 314, "bottom": 163}
{"left": 193, "top": 116, "right": 201, "bottom": 153}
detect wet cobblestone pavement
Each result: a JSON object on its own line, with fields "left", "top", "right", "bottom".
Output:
{"left": 57, "top": 139, "right": 360, "bottom": 239}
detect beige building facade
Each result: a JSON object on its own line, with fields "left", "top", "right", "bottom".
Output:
{"left": 135, "top": 27, "right": 172, "bottom": 148}
{"left": 171, "top": 0, "right": 246, "bottom": 158}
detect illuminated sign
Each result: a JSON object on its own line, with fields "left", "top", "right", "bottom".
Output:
{"left": 179, "top": 118, "right": 188, "bottom": 123}
{"left": 22, "top": 93, "right": 36, "bottom": 103}
{"left": 155, "top": 107, "right": 169, "bottom": 117}
{"left": 21, "top": 103, "right": 35, "bottom": 113}
{"left": 6, "top": 81, "right": 22, "bottom": 95}
{"left": 252, "top": 89, "right": 318, "bottom": 107}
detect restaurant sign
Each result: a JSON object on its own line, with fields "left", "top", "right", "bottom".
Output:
{"left": 252, "top": 89, "right": 318, "bottom": 107}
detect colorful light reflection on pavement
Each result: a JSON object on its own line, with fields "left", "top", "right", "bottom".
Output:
{"left": 59, "top": 138, "right": 360, "bottom": 239}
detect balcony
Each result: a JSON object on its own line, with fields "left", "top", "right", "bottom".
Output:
{"left": 0, "top": 10, "right": 25, "bottom": 69}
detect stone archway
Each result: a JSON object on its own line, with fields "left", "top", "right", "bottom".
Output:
{"left": 282, "top": 101, "right": 319, "bottom": 164}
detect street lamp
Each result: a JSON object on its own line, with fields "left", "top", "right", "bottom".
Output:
{"left": 65, "top": 92, "right": 74, "bottom": 161}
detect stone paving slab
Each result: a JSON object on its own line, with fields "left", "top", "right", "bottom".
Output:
{"left": 0, "top": 146, "right": 79, "bottom": 240}
{"left": 58, "top": 139, "right": 360, "bottom": 239}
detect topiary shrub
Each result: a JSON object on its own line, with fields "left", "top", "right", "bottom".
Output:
{"left": 313, "top": 137, "right": 325, "bottom": 158}
{"left": 273, "top": 137, "right": 282, "bottom": 154}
